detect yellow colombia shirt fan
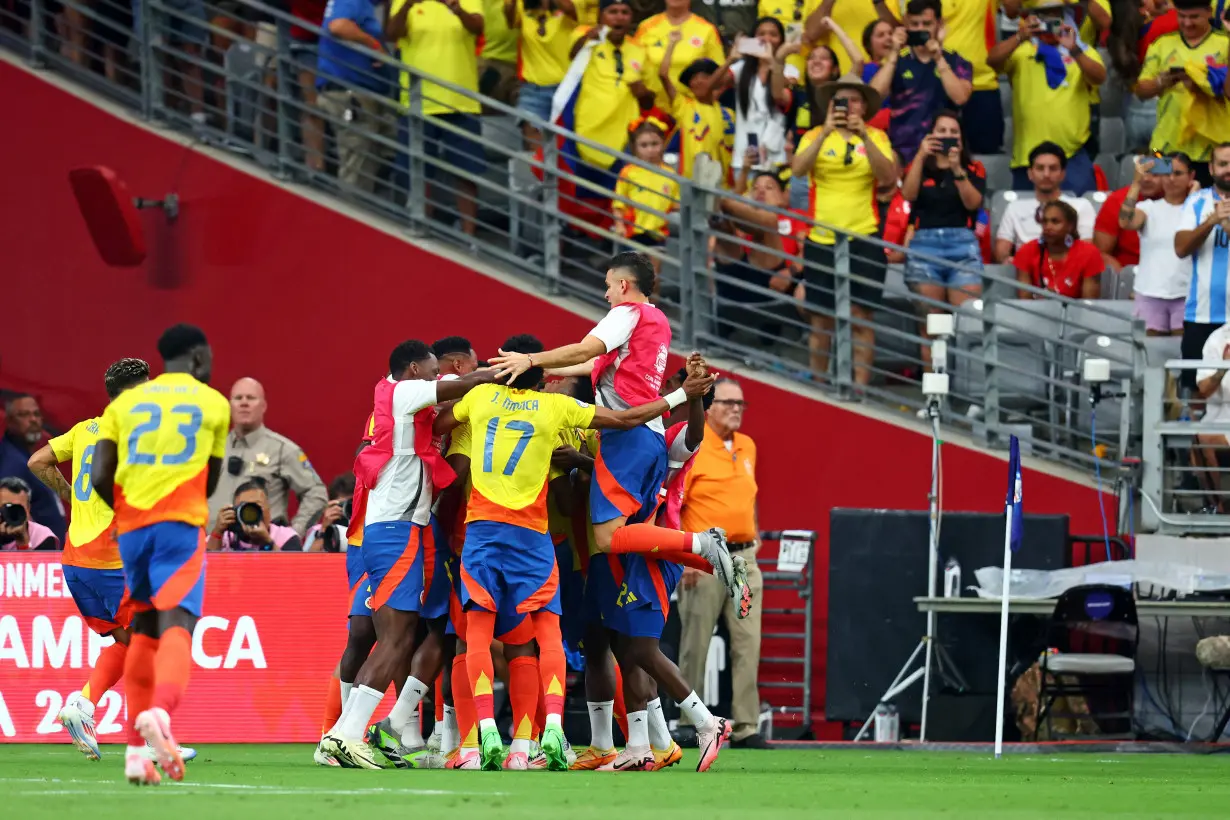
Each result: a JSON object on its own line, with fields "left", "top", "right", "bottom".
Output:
{"left": 797, "top": 125, "right": 893, "bottom": 244}
{"left": 391, "top": 0, "right": 483, "bottom": 115}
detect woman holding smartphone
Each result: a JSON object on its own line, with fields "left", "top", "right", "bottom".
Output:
{"left": 901, "top": 111, "right": 986, "bottom": 309}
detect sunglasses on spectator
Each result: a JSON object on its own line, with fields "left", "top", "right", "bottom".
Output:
{"left": 537, "top": 14, "right": 548, "bottom": 36}
{"left": 844, "top": 141, "right": 856, "bottom": 166}
{"left": 713, "top": 399, "right": 748, "bottom": 409}
{"left": 613, "top": 47, "right": 624, "bottom": 81}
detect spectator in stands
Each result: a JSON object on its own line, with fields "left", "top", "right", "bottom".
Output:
{"left": 993, "top": 141, "right": 1097, "bottom": 262}
{"left": 480, "top": 0, "right": 522, "bottom": 108}
{"left": 858, "top": 19, "right": 895, "bottom": 133}
{"left": 0, "top": 477, "right": 58, "bottom": 551}
{"left": 508, "top": 0, "right": 579, "bottom": 147}
{"left": 304, "top": 473, "right": 357, "bottom": 552}
{"left": 871, "top": 0, "right": 1008, "bottom": 154}
{"left": 792, "top": 74, "right": 896, "bottom": 386}
{"left": 1093, "top": 154, "right": 1163, "bottom": 272}
{"left": 290, "top": 0, "right": 329, "bottom": 171}
{"left": 1012, "top": 200, "right": 1104, "bottom": 299}
{"left": 637, "top": 0, "right": 726, "bottom": 110}
{"left": 692, "top": 0, "right": 757, "bottom": 43}
{"left": 1175, "top": 143, "right": 1230, "bottom": 393}
{"left": 614, "top": 117, "right": 679, "bottom": 278}
{"left": 315, "top": 0, "right": 396, "bottom": 194}
{"left": 154, "top": 0, "right": 209, "bottom": 126}
{"left": 207, "top": 377, "right": 327, "bottom": 537}
{"left": 868, "top": 0, "right": 972, "bottom": 164}
{"left": 901, "top": 111, "right": 985, "bottom": 307}
{"left": 209, "top": 477, "right": 303, "bottom": 551}
{"left": 677, "top": 377, "right": 768, "bottom": 750}
{"left": 1135, "top": 0, "right": 1229, "bottom": 184}
{"left": 802, "top": 0, "right": 878, "bottom": 75}
{"left": 713, "top": 17, "right": 794, "bottom": 173}
{"left": 1107, "top": 0, "right": 1178, "bottom": 152}
{"left": 1195, "top": 322, "right": 1230, "bottom": 510}
{"left": 0, "top": 395, "right": 66, "bottom": 541}
{"left": 387, "top": 0, "right": 486, "bottom": 237}
{"left": 988, "top": 9, "right": 1106, "bottom": 195}
{"left": 1118, "top": 153, "right": 1196, "bottom": 336}
{"left": 661, "top": 39, "right": 730, "bottom": 179}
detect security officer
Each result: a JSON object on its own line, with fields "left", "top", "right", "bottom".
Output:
{"left": 207, "top": 377, "right": 328, "bottom": 537}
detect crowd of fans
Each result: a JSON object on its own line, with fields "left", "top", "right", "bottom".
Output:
{"left": 9, "top": 0, "right": 1230, "bottom": 384}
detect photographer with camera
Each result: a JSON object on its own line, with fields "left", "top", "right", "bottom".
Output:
{"left": 866, "top": 0, "right": 972, "bottom": 164}
{"left": 209, "top": 477, "right": 303, "bottom": 552}
{"left": 304, "top": 474, "right": 357, "bottom": 553}
{"left": 0, "top": 476, "right": 59, "bottom": 551}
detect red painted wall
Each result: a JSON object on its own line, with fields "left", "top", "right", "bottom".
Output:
{"left": 1, "top": 64, "right": 1113, "bottom": 737}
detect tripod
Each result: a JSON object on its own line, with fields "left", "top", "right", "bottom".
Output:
{"left": 854, "top": 389, "right": 969, "bottom": 742}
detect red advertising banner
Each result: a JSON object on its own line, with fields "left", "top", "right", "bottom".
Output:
{"left": 0, "top": 553, "right": 349, "bottom": 743}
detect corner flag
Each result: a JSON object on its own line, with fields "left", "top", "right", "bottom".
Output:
{"left": 1007, "top": 435, "right": 1023, "bottom": 552}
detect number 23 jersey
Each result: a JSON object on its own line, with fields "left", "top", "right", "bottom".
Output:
{"left": 98, "top": 372, "right": 231, "bottom": 534}
{"left": 452, "top": 383, "right": 596, "bottom": 533}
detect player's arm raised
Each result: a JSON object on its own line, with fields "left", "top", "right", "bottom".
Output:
{"left": 683, "top": 352, "right": 709, "bottom": 450}
{"left": 435, "top": 367, "right": 501, "bottom": 402}
{"left": 490, "top": 336, "right": 607, "bottom": 383}
{"left": 587, "top": 369, "right": 716, "bottom": 430}
{"left": 544, "top": 357, "right": 598, "bottom": 378}
{"left": 28, "top": 445, "right": 72, "bottom": 504}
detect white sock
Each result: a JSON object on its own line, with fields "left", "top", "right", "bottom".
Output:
{"left": 340, "top": 680, "right": 354, "bottom": 710}
{"left": 440, "top": 705, "right": 459, "bottom": 753}
{"left": 647, "top": 698, "right": 672, "bottom": 750}
{"left": 546, "top": 713, "right": 562, "bottom": 727}
{"left": 388, "top": 676, "right": 429, "bottom": 735}
{"left": 588, "top": 700, "right": 614, "bottom": 749}
{"left": 328, "top": 687, "right": 360, "bottom": 735}
{"left": 340, "top": 685, "right": 383, "bottom": 739}
{"left": 479, "top": 717, "right": 497, "bottom": 733}
{"left": 126, "top": 744, "right": 145, "bottom": 758}
{"left": 679, "top": 691, "right": 714, "bottom": 731}
{"left": 627, "top": 710, "right": 650, "bottom": 748}
{"left": 511, "top": 737, "right": 531, "bottom": 754}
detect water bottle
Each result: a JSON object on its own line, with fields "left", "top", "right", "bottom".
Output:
{"left": 873, "top": 703, "right": 899, "bottom": 742}
{"left": 943, "top": 557, "right": 962, "bottom": 598}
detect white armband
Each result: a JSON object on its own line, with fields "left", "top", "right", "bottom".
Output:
{"left": 664, "top": 387, "right": 688, "bottom": 410}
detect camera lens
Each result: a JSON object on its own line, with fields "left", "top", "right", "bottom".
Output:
{"left": 0, "top": 503, "right": 28, "bottom": 528}
{"left": 236, "top": 502, "right": 262, "bottom": 526}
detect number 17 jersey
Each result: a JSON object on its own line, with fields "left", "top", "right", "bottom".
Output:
{"left": 452, "top": 383, "right": 596, "bottom": 533}
{"left": 98, "top": 372, "right": 231, "bottom": 534}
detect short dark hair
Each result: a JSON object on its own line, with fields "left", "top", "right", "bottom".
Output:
{"left": 0, "top": 476, "right": 31, "bottom": 496}
{"left": 389, "top": 340, "right": 433, "bottom": 377}
{"left": 234, "top": 476, "right": 269, "bottom": 500}
{"left": 104, "top": 358, "right": 150, "bottom": 399}
{"left": 1173, "top": 0, "right": 1210, "bottom": 11}
{"left": 1028, "top": 141, "right": 1067, "bottom": 169}
{"left": 905, "top": 0, "right": 941, "bottom": 18}
{"left": 432, "top": 336, "right": 473, "bottom": 359}
{"left": 328, "top": 473, "right": 356, "bottom": 499}
{"left": 501, "top": 334, "right": 546, "bottom": 390}
{"left": 1213, "top": 142, "right": 1230, "bottom": 163}
{"left": 609, "top": 251, "right": 656, "bottom": 297}
{"left": 3, "top": 393, "right": 35, "bottom": 415}
{"left": 157, "top": 324, "right": 208, "bottom": 363}
{"left": 568, "top": 374, "right": 596, "bottom": 405}
{"left": 1171, "top": 151, "right": 1194, "bottom": 173}
{"left": 861, "top": 20, "right": 885, "bottom": 56}
{"left": 752, "top": 171, "right": 786, "bottom": 191}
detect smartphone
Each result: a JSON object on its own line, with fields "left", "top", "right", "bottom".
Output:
{"left": 833, "top": 97, "right": 850, "bottom": 111}
{"left": 938, "top": 137, "right": 959, "bottom": 153}
{"left": 1044, "top": 18, "right": 1064, "bottom": 36}
{"left": 906, "top": 29, "right": 929, "bottom": 47}
{"left": 735, "top": 36, "right": 769, "bottom": 58}
{"left": 1150, "top": 158, "right": 1173, "bottom": 175}
{"left": 747, "top": 132, "right": 759, "bottom": 149}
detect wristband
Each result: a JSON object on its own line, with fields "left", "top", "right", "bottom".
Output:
{"left": 664, "top": 387, "right": 688, "bottom": 410}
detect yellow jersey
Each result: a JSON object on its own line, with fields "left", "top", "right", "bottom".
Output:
{"left": 797, "top": 126, "right": 892, "bottom": 243}
{"left": 571, "top": 30, "right": 648, "bottom": 167}
{"left": 1005, "top": 41, "right": 1104, "bottom": 166}
{"left": 481, "top": 0, "right": 519, "bottom": 62}
{"left": 672, "top": 93, "right": 729, "bottom": 181}
{"left": 574, "top": 0, "right": 598, "bottom": 26}
{"left": 615, "top": 162, "right": 680, "bottom": 238}
{"left": 942, "top": 0, "right": 999, "bottom": 91}
{"left": 1140, "top": 30, "right": 1230, "bottom": 161}
{"left": 48, "top": 418, "right": 121, "bottom": 569}
{"left": 758, "top": 0, "right": 807, "bottom": 30}
{"left": 517, "top": 1, "right": 577, "bottom": 86}
{"left": 443, "top": 420, "right": 474, "bottom": 555}
{"left": 452, "top": 384, "right": 597, "bottom": 533}
{"left": 393, "top": 0, "right": 483, "bottom": 114}
{"left": 97, "top": 372, "right": 230, "bottom": 534}
{"left": 635, "top": 12, "right": 726, "bottom": 110}
{"left": 800, "top": 0, "right": 877, "bottom": 74}
{"left": 546, "top": 427, "right": 598, "bottom": 567}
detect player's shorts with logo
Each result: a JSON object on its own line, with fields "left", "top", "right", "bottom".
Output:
{"left": 461, "top": 521, "right": 560, "bottom": 623}
{"left": 421, "top": 515, "right": 452, "bottom": 621}
{"left": 345, "top": 544, "right": 372, "bottom": 618}
{"left": 362, "top": 520, "right": 436, "bottom": 613}
{"left": 590, "top": 426, "right": 668, "bottom": 525}
{"left": 63, "top": 564, "right": 135, "bottom": 634}
{"left": 606, "top": 554, "right": 683, "bottom": 639}
{"left": 116, "top": 521, "right": 206, "bottom": 616}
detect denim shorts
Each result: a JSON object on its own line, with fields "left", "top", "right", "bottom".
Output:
{"left": 517, "top": 82, "right": 558, "bottom": 126}
{"left": 904, "top": 227, "right": 983, "bottom": 288}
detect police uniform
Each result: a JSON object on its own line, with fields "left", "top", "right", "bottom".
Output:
{"left": 206, "top": 425, "right": 328, "bottom": 536}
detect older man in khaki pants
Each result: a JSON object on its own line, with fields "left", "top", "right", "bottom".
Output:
{"left": 677, "top": 378, "right": 769, "bottom": 749}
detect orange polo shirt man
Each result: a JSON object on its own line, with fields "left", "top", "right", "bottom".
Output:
{"left": 676, "top": 378, "right": 768, "bottom": 749}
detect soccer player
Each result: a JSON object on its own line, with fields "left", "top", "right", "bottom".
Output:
{"left": 27, "top": 359, "right": 162, "bottom": 761}
{"left": 488, "top": 252, "right": 748, "bottom": 606}
{"left": 90, "top": 325, "right": 230, "bottom": 786}
{"left": 439, "top": 333, "right": 716, "bottom": 771}
{"left": 322, "top": 340, "right": 496, "bottom": 770}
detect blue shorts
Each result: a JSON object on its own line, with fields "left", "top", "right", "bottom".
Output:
{"left": 460, "top": 521, "right": 560, "bottom": 618}
{"left": 362, "top": 520, "right": 431, "bottom": 614}
{"left": 117, "top": 521, "right": 206, "bottom": 617}
{"left": 424, "top": 114, "right": 487, "bottom": 178}
{"left": 421, "top": 516, "right": 452, "bottom": 621}
{"left": 448, "top": 549, "right": 527, "bottom": 640}
{"left": 517, "top": 81, "right": 558, "bottom": 124}
{"left": 904, "top": 227, "right": 983, "bottom": 288}
{"left": 345, "top": 546, "right": 372, "bottom": 619}
{"left": 606, "top": 555, "right": 683, "bottom": 639}
{"left": 583, "top": 552, "right": 619, "bottom": 628}
{"left": 590, "top": 426, "right": 668, "bottom": 526}
{"left": 555, "top": 537, "right": 586, "bottom": 646}
{"left": 63, "top": 566, "right": 131, "bottom": 634}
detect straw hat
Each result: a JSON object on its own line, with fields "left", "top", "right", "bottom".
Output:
{"left": 814, "top": 72, "right": 883, "bottom": 119}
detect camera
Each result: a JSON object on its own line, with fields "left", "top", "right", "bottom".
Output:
{"left": 321, "top": 498, "right": 354, "bottom": 554}
{"left": 0, "top": 503, "right": 27, "bottom": 546}
{"left": 236, "top": 502, "right": 263, "bottom": 527}
{"left": 1043, "top": 18, "right": 1064, "bottom": 36}
{"left": 906, "top": 29, "right": 929, "bottom": 47}
{"left": 938, "top": 137, "right": 959, "bottom": 154}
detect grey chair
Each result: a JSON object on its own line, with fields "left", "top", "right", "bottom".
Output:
{"left": 976, "top": 153, "right": 1013, "bottom": 194}
{"left": 1100, "top": 117, "right": 1126, "bottom": 155}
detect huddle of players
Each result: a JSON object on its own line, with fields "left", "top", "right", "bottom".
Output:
{"left": 315, "top": 252, "right": 755, "bottom": 772}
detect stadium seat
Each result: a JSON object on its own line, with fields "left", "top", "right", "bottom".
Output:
{"left": 982, "top": 262, "right": 1017, "bottom": 301}
{"left": 976, "top": 153, "right": 1012, "bottom": 193}
{"left": 1116, "top": 265, "right": 1135, "bottom": 299}
{"left": 1117, "top": 154, "right": 1138, "bottom": 189}
{"left": 1004, "top": 118, "right": 1014, "bottom": 154}
{"left": 999, "top": 80, "right": 1012, "bottom": 117}
{"left": 1100, "top": 84, "right": 1125, "bottom": 118}
{"left": 1100, "top": 117, "right": 1126, "bottom": 154}
{"left": 949, "top": 298, "right": 1057, "bottom": 409}
{"left": 1094, "top": 154, "right": 1119, "bottom": 188}
{"left": 883, "top": 263, "right": 911, "bottom": 302}
{"left": 481, "top": 115, "right": 520, "bottom": 162}
{"left": 1084, "top": 190, "right": 1109, "bottom": 211}
{"left": 223, "top": 42, "right": 265, "bottom": 148}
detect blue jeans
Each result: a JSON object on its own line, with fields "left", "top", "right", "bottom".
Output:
{"left": 1011, "top": 149, "right": 1096, "bottom": 195}
{"left": 905, "top": 227, "right": 983, "bottom": 289}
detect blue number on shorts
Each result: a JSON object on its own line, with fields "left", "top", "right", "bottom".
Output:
{"left": 481, "top": 417, "right": 537, "bottom": 475}
{"left": 162, "top": 404, "right": 203, "bottom": 465}
{"left": 74, "top": 444, "right": 96, "bottom": 501}
{"left": 126, "top": 404, "right": 162, "bottom": 464}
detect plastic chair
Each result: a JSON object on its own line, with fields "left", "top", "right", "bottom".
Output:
{"left": 976, "top": 153, "right": 1013, "bottom": 194}
{"left": 1100, "top": 117, "right": 1126, "bottom": 154}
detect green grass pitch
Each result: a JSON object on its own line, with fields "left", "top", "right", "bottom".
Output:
{"left": 2, "top": 745, "right": 1228, "bottom": 819}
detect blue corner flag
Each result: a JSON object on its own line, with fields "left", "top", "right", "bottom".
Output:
{"left": 1007, "top": 435, "right": 1023, "bottom": 552}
